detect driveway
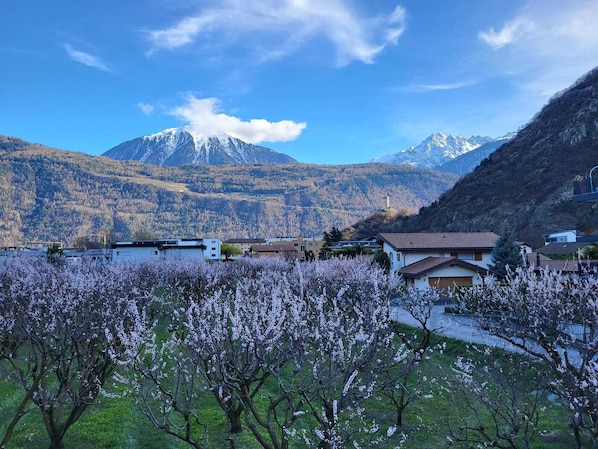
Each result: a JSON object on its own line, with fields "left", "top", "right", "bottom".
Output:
{"left": 390, "top": 304, "right": 520, "bottom": 351}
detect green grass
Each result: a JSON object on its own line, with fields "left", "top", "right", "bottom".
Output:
{"left": 0, "top": 329, "right": 579, "bottom": 449}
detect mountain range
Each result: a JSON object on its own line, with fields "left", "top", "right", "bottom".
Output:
{"left": 436, "top": 135, "right": 514, "bottom": 176}
{"left": 104, "top": 125, "right": 510, "bottom": 176}
{"left": 4, "top": 64, "right": 598, "bottom": 248}
{"left": 351, "top": 66, "right": 598, "bottom": 248}
{"left": 371, "top": 133, "right": 509, "bottom": 170}
{"left": 0, "top": 137, "right": 457, "bottom": 245}
{"left": 103, "top": 126, "right": 296, "bottom": 166}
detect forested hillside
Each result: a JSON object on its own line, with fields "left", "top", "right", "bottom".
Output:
{"left": 0, "top": 136, "right": 457, "bottom": 245}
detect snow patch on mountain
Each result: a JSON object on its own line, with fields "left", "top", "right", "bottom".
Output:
{"left": 103, "top": 126, "right": 297, "bottom": 166}
{"left": 372, "top": 132, "right": 497, "bottom": 168}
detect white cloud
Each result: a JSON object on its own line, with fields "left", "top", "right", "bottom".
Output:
{"left": 147, "top": 1, "right": 406, "bottom": 65}
{"left": 137, "top": 102, "right": 155, "bottom": 115}
{"left": 169, "top": 95, "right": 306, "bottom": 143}
{"left": 64, "top": 44, "right": 110, "bottom": 72}
{"left": 478, "top": 16, "right": 534, "bottom": 49}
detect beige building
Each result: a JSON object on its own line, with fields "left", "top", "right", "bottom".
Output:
{"left": 223, "top": 238, "right": 266, "bottom": 256}
{"left": 251, "top": 235, "right": 325, "bottom": 260}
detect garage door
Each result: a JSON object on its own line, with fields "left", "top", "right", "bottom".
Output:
{"left": 428, "top": 277, "right": 473, "bottom": 296}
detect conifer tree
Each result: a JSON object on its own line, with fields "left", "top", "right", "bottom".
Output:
{"left": 488, "top": 224, "right": 523, "bottom": 279}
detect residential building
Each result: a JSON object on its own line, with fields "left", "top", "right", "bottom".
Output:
{"left": 377, "top": 232, "right": 498, "bottom": 275}
{"left": 536, "top": 241, "right": 596, "bottom": 259}
{"left": 258, "top": 235, "right": 325, "bottom": 259}
{"left": 543, "top": 230, "right": 577, "bottom": 244}
{"left": 112, "top": 238, "right": 220, "bottom": 262}
{"left": 573, "top": 165, "right": 598, "bottom": 202}
{"left": 398, "top": 257, "right": 487, "bottom": 295}
{"left": 328, "top": 238, "right": 382, "bottom": 252}
{"left": 223, "top": 238, "right": 266, "bottom": 256}
{"left": 250, "top": 243, "right": 301, "bottom": 260}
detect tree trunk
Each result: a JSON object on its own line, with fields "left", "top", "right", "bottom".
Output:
{"left": 227, "top": 407, "right": 243, "bottom": 434}
{"left": 48, "top": 435, "right": 66, "bottom": 449}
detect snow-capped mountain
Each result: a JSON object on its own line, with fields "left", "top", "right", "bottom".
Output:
{"left": 437, "top": 133, "right": 516, "bottom": 176}
{"left": 372, "top": 132, "right": 497, "bottom": 168}
{"left": 103, "top": 126, "right": 297, "bottom": 166}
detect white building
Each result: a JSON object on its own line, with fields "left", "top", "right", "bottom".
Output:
{"left": 398, "top": 257, "right": 487, "bottom": 294}
{"left": 377, "top": 232, "right": 498, "bottom": 294}
{"left": 112, "top": 238, "right": 221, "bottom": 263}
{"left": 377, "top": 232, "right": 498, "bottom": 273}
{"left": 543, "top": 230, "right": 577, "bottom": 244}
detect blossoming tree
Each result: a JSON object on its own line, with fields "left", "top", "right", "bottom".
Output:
{"left": 0, "top": 258, "right": 152, "bottom": 449}
{"left": 124, "top": 257, "right": 418, "bottom": 449}
{"left": 463, "top": 267, "right": 598, "bottom": 448}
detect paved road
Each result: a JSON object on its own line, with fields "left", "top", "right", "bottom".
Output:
{"left": 390, "top": 304, "right": 520, "bottom": 351}
{"left": 391, "top": 304, "right": 584, "bottom": 365}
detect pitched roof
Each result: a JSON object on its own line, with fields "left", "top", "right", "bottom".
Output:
{"left": 537, "top": 242, "right": 595, "bottom": 256}
{"left": 398, "top": 256, "right": 488, "bottom": 278}
{"left": 251, "top": 244, "right": 298, "bottom": 253}
{"left": 532, "top": 259, "right": 588, "bottom": 273}
{"left": 377, "top": 232, "right": 498, "bottom": 251}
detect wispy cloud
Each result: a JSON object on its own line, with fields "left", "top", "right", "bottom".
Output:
{"left": 403, "top": 80, "right": 476, "bottom": 93}
{"left": 147, "top": 1, "right": 406, "bottom": 65}
{"left": 169, "top": 95, "right": 306, "bottom": 143}
{"left": 478, "top": 16, "right": 534, "bottom": 49}
{"left": 477, "top": 0, "right": 598, "bottom": 96}
{"left": 64, "top": 44, "right": 110, "bottom": 72}
{"left": 137, "top": 102, "right": 155, "bottom": 115}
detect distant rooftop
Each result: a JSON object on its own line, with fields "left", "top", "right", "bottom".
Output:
{"left": 378, "top": 232, "right": 498, "bottom": 251}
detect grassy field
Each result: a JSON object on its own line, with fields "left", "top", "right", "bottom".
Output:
{"left": 0, "top": 328, "right": 578, "bottom": 449}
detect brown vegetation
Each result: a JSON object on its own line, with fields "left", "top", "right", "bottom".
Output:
{"left": 0, "top": 136, "right": 457, "bottom": 245}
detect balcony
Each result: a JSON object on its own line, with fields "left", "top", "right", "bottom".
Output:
{"left": 573, "top": 165, "right": 598, "bottom": 202}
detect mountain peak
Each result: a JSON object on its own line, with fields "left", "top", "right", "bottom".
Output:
{"left": 372, "top": 133, "right": 496, "bottom": 168}
{"left": 146, "top": 125, "right": 231, "bottom": 142}
{"left": 380, "top": 64, "right": 598, "bottom": 249}
{"left": 103, "top": 126, "right": 297, "bottom": 166}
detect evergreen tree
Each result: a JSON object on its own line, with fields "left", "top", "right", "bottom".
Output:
{"left": 322, "top": 226, "right": 343, "bottom": 246}
{"left": 488, "top": 225, "right": 523, "bottom": 279}
{"left": 582, "top": 244, "right": 598, "bottom": 260}
{"left": 320, "top": 226, "right": 344, "bottom": 259}
{"left": 372, "top": 249, "right": 391, "bottom": 274}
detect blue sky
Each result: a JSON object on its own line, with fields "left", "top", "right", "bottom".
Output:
{"left": 2, "top": 0, "right": 598, "bottom": 165}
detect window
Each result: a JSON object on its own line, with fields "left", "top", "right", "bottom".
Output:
{"left": 450, "top": 252, "right": 458, "bottom": 258}
{"left": 474, "top": 252, "right": 482, "bottom": 261}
